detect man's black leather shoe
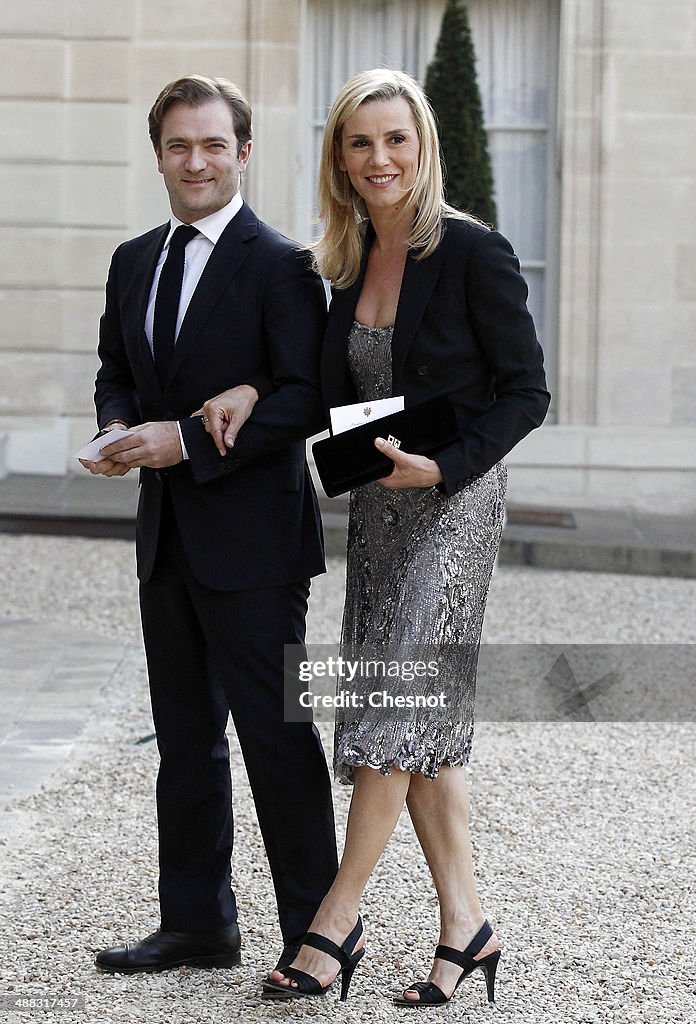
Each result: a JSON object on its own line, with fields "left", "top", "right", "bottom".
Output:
{"left": 95, "top": 924, "right": 241, "bottom": 974}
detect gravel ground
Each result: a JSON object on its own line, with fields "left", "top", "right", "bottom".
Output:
{"left": 0, "top": 534, "right": 694, "bottom": 1024}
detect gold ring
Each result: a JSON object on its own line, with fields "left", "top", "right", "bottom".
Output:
{"left": 202, "top": 416, "right": 208, "bottom": 424}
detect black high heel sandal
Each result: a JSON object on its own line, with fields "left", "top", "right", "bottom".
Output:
{"left": 261, "top": 916, "right": 364, "bottom": 1001}
{"left": 394, "top": 919, "right": 500, "bottom": 1006}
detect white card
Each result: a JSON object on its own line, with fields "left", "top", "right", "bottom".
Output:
{"left": 330, "top": 396, "right": 404, "bottom": 435}
{"left": 74, "top": 427, "right": 131, "bottom": 462}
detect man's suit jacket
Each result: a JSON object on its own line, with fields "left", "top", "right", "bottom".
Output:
{"left": 95, "top": 202, "right": 327, "bottom": 589}
{"left": 320, "top": 217, "right": 551, "bottom": 496}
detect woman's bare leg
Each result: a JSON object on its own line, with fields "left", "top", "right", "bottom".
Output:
{"left": 401, "top": 766, "right": 499, "bottom": 1000}
{"left": 268, "top": 764, "right": 411, "bottom": 988}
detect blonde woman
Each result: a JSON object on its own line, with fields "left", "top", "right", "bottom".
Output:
{"left": 262, "top": 68, "right": 550, "bottom": 1005}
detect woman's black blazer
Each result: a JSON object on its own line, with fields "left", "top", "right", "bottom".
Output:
{"left": 320, "top": 217, "right": 551, "bottom": 497}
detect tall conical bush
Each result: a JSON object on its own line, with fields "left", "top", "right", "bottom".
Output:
{"left": 425, "top": 0, "right": 497, "bottom": 225}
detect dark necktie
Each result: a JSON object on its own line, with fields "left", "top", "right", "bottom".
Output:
{"left": 152, "top": 224, "right": 199, "bottom": 387}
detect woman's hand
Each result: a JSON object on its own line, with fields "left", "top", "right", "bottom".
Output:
{"left": 374, "top": 436, "right": 443, "bottom": 489}
{"left": 191, "top": 384, "right": 259, "bottom": 457}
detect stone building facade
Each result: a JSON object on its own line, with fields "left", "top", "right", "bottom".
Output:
{"left": 0, "top": 0, "right": 694, "bottom": 512}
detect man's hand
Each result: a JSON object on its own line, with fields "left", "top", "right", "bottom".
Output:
{"left": 79, "top": 423, "right": 132, "bottom": 476}
{"left": 374, "top": 437, "right": 443, "bottom": 489}
{"left": 99, "top": 422, "right": 183, "bottom": 469}
{"left": 192, "top": 385, "right": 259, "bottom": 457}
{"left": 80, "top": 456, "right": 132, "bottom": 477}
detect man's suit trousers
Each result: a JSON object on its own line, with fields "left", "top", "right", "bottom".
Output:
{"left": 138, "top": 487, "right": 338, "bottom": 939}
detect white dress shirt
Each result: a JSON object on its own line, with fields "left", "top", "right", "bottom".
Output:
{"left": 145, "top": 191, "right": 243, "bottom": 348}
{"left": 144, "top": 192, "right": 244, "bottom": 458}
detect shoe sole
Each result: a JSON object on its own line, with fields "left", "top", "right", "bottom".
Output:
{"left": 261, "top": 985, "right": 326, "bottom": 1000}
{"left": 95, "top": 951, "right": 241, "bottom": 974}
{"left": 393, "top": 997, "right": 447, "bottom": 1007}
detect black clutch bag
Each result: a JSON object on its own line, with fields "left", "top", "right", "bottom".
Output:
{"left": 313, "top": 395, "right": 459, "bottom": 498}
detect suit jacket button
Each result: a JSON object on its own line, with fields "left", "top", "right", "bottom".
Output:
{"left": 417, "top": 364, "right": 429, "bottom": 375}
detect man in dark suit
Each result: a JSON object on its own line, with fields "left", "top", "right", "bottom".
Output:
{"left": 82, "top": 75, "right": 337, "bottom": 975}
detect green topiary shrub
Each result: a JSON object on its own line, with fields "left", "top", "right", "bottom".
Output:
{"left": 425, "top": 0, "right": 497, "bottom": 225}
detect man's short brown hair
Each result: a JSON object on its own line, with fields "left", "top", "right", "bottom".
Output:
{"left": 148, "top": 75, "right": 252, "bottom": 154}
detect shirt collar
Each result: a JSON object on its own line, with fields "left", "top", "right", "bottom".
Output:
{"left": 165, "top": 192, "right": 244, "bottom": 246}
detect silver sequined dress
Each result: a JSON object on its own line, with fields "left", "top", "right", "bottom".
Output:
{"left": 334, "top": 321, "right": 507, "bottom": 785}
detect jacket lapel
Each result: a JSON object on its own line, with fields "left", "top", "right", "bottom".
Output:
{"left": 322, "top": 278, "right": 362, "bottom": 410}
{"left": 391, "top": 228, "right": 449, "bottom": 388}
{"left": 321, "top": 231, "right": 373, "bottom": 410}
{"left": 165, "top": 203, "right": 258, "bottom": 387}
{"left": 129, "top": 224, "right": 168, "bottom": 388}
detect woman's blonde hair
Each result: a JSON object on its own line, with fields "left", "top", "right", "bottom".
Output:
{"left": 314, "top": 67, "right": 478, "bottom": 288}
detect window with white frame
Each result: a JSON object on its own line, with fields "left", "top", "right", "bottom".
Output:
{"left": 302, "top": 0, "right": 560, "bottom": 397}
{"left": 298, "top": 0, "right": 443, "bottom": 240}
{"left": 467, "top": 0, "right": 560, "bottom": 408}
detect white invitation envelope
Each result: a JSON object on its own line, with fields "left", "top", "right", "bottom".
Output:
{"left": 74, "top": 427, "right": 131, "bottom": 462}
{"left": 330, "top": 396, "right": 404, "bottom": 435}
